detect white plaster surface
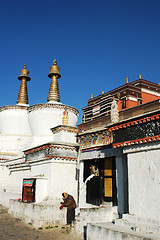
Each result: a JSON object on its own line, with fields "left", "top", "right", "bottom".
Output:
{"left": 0, "top": 135, "right": 32, "bottom": 156}
{"left": 0, "top": 165, "right": 30, "bottom": 207}
{"left": 53, "top": 131, "right": 78, "bottom": 144}
{"left": 28, "top": 104, "right": 78, "bottom": 136}
{"left": 9, "top": 200, "right": 67, "bottom": 228}
{"left": 127, "top": 146, "right": 160, "bottom": 220}
{"left": 87, "top": 222, "right": 159, "bottom": 240}
{"left": 0, "top": 108, "right": 31, "bottom": 136}
{"left": 50, "top": 160, "right": 77, "bottom": 201}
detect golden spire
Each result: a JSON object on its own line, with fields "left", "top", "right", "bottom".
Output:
{"left": 139, "top": 74, "right": 142, "bottom": 79}
{"left": 102, "top": 90, "right": 104, "bottom": 94}
{"left": 47, "top": 59, "right": 61, "bottom": 103}
{"left": 17, "top": 64, "right": 31, "bottom": 105}
{"left": 91, "top": 93, "right": 93, "bottom": 98}
{"left": 126, "top": 77, "right": 129, "bottom": 84}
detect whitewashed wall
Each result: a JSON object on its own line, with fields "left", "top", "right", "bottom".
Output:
{"left": 0, "top": 165, "right": 30, "bottom": 207}
{"left": 53, "top": 131, "right": 78, "bottom": 144}
{"left": 28, "top": 104, "right": 78, "bottom": 137}
{"left": 124, "top": 142, "right": 160, "bottom": 220}
{"left": 50, "top": 160, "right": 78, "bottom": 202}
{"left": 0, "top": 108, "right": 31, "bottom": 136}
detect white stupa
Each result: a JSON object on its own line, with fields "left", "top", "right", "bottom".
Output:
{"left": 0, "top": 59, "right": 79, "bottom": 158}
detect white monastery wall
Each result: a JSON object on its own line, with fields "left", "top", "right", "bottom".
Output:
{"left": 67, "top": 110, "right": 78, "bottom": 127}
{"left": 29, "top": 136, "right": 54, "bottom": 149}
{"left": 35, "top": 179, "right": 48, "bottom": 203}
{"left": 0, "top": 136, "right": 32, "bottom": 155}
{"left": 0, "top": 108, "right": 31, "bottom": 136}
{"left": 126, "top": 144, "right": 160, "bottom": 220}
{"left": 29, "top": 160, "right": 52, "bottom": 200}
{"left": 28, "top": 107, "right": 64, "bottom": 136}
{"left": 50, "top": 160, "right": 78, "bottom": 202}
{"left": 0, "top": 159, "right": 53, "bottom": 207}
{"left": 9, "top": 199, "right": 67, "bottom": 228}
{"left": 53, "top": 131, "right": 77, "bottom": 144}
{"left": 28, "top": 104, "right": 78, "bottom": 137}
{"left": 0, "top": 165, "right": 30, "bottom": 207}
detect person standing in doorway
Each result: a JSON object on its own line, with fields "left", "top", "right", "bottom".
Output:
{"left": 60, "top": 192, "right": 76, "bottom": 225}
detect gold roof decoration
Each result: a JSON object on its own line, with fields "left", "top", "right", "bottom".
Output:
{"left": 126, "top": 77, "right": 129, "bottom": 84}
{"left": 48, "top": 58, "right": 61, "bottom": 79}
{"left": 47, "top": 59, "right": 61, "bottom": 103}
{"left": 18, "top": 64, "right": 31, "bottom": 81}
{"left": 139, "top": 74, "right": 142, "bottom": 79}
{"left": 17, "top": 64, "right": 30, "bottom": 105}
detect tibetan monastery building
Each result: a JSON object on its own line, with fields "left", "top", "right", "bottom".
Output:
{"left": 77, "top": 76, "right": 160, "bottom": 239}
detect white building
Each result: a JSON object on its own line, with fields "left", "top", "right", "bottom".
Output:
{"left": 0, "top": 60, "right": 79, "bottom": 228}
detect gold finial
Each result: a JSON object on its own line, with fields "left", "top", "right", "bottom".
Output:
{"left": 47, "top": 59, "right": 61, "bottom": 103}
{"left": 91, "top": 93, "right": 93, "bottom": 98}
{"left": 102, "top": 90, "right": 104, "bottom": 94}
{"left": 62, "top": 107, "right": 69, "bottom": 125}
{"left": 139, "top": 74, "right": 142, "bottom": 79}
{"left": 53, "top": 59, "right": 57, "bottom": 65}
{"left": 48, "top": 59, "right": 61, "bottom": 79}
{"left": 126, "top": 77, "right": 129, "bottom": 83}
{"left": 17, "top": 64, "right": 31, "bottom": 105}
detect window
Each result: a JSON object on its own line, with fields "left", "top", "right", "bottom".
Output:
{"left": 138, "top": 99, "right": 142, "bottom": 105}
{"left": 122, "top": 98, "right": 126, "bottom": 109}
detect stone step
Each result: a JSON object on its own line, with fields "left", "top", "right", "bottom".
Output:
{"left": 115, "top": 218, "right": 160, "bottom": 234}
{"left": 122, "top": 214, "right": 160, "bottom": 226}
{"left": 87, "top": 222, "right": 160, "bottom": 240}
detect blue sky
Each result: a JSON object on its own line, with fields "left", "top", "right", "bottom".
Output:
{"left": 0, "top": 0, "right": 160, "bottom": 124}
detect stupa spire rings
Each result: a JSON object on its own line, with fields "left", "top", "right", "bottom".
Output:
{"left": 47, "top": 59, "right": 61, "bottom": 103}
{"left": 17, "top": 64, "right": 30, "bottom": 105}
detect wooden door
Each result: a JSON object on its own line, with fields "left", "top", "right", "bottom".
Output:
{"left": 103, "top": 157, "right": 117, "bottom": 205}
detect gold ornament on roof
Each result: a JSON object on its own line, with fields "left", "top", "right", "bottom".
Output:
{"left": 47, "top": 59, "right": 61, "bottom": 102}
{"left": 91, "top": 93, "right": 93, "bottom": 98}
{"left": 17, "top": 64, "right": 31, "bottom": 105}
{"left": 126, "top": 77, "right": 129, "bottom": 84}
{"left": 139, "top": 74, "right": 142, "bottom": 79}
{"left": 117, "top": 92, "right": 120, "bottom": 99}
{"left": 62, "top": 107, "right": 69, "bottom": 125}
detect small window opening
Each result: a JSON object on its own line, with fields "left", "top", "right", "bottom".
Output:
{"left": 122, "top": 98, "right": 126, "bottom": 109}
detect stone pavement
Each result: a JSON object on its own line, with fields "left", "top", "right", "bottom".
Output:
{"left": 0, "top": 205, "right": 83, "bottom": 240}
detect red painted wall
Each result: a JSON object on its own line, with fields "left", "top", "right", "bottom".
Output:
{"left": 142, "top": 92, "right": 160, "bottom": 103}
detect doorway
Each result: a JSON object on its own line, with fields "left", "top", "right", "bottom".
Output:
{"left": 22, "top": 179, "right": 36, "bottom": 203}
{"left": 83, "top": 157, "right": 117, "bottom": 206}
